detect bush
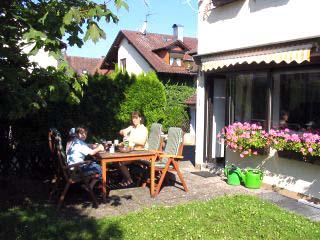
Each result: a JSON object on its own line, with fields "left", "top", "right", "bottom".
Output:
{"left": 117, "top": 72, "right": 166, "bottom": 129}
{"left": 162, "top": 83, "right": 195, "bottom": 132}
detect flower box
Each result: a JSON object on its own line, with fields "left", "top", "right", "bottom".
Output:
{"left": 277, "top": 150, "right": 320, "bottom": 164}
{"left": 254, "top": 147, "right": 270, "bottom": 156}
{"left": 218, "top": 122, "right": 269, "bottom": 158}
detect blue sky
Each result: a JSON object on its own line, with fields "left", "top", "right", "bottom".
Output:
{"left": 66, "top": 0, "right": 198, "bottom": 58}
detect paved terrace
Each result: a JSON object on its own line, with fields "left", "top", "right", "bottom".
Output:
{"left": 64, "top": 161, "right": 320, "bottom": 221}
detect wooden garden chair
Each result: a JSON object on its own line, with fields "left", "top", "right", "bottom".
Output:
{"left": 153, "top": 127, "right": 188, "bottom": 196}
{"left": 138, "top": 123, "right": 163, "bottom": 187}
{"left": 147, "top": 123, "right": 163, "bottom": 151}
{"left": 48, "top": 128, "right": 99, "bottom": 209}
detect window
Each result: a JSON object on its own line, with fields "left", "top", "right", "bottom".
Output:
{"left": 169, "top": 52, "right": 183, "bottom": 66}
{"left": 230, "top": 73, "right": 268, "bottom": 128}
{"left": 120, "top": 58, "right": 126, "bottom": 71}
{"left": 272, "top": 71, "right": 320, "bottom": 131}
{"left": 169, "top": 57, "right": 182, "bottom": 66}
{"left": 212, "top": 0, "right": 239, "bottom": 7}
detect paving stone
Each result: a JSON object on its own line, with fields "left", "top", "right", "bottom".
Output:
{"left": 309, "top": 215, "right": 320, "bottom": 221}
{"left": 259, "top": 191, "right": 289, "bottom": 203}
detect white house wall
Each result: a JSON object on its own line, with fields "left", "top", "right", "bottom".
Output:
{"left": 198, "top": 0, "right": 320, "bottom": 55}
{"left": 190, "top": 106, "right": 196, "bottom": 136}
{"left": 118, "top": 38, "right": 153, "bottom": 75}
{"left": 22, "top": 43, "right": 58, "bottom": 68}
{"left": 195, "top": 73, "right": 205, "bottom": 167}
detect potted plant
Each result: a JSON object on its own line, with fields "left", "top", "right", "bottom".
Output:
{"left": 218, "top": 122, "right": 270, "bottom": 158}
{"left": 269, "top": 129, "right": 320, "bottom": 163}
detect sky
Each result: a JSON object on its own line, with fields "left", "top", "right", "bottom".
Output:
{"left": 66, "top": 0, "right": 198, "bottom": 58}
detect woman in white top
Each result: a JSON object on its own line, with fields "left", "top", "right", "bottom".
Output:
{"left": 118, "top": 111, "right": 148, "bottom": 186}
{"left": 120, "top": 111, "right": 148, "bottom": 149}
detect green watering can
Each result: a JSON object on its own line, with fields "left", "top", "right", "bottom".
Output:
{"left": 239, "top": 168, "right": 264, "bottom": 189}
{"left": 224, "top": 165, "right": 242, "bottom": 186}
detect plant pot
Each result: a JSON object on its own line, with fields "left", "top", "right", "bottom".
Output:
{"left": 277, "top": 150, "right": 319, "bottom": 164}
{"left": 253, "top": 147, "right": 270, "bottom": 156}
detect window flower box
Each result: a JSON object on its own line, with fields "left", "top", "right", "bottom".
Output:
{"left": 269, "top": 129, "right": 320, "bottom": 164}
{"left": 277, "top": 150, "right": 320, "bottom": 165}
{"left": 218, "top": 122, "right": 270, "bottom": 158}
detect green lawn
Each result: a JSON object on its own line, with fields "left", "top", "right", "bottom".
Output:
{"left": 1, "top": 195, "right": 320, "bottom": 240}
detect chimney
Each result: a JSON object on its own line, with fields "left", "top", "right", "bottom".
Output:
{"left": 172, "top": 24, "right": 184, "bottom": 42}
{"left": 140, "top": 20, "right": 147, "bottom": 35}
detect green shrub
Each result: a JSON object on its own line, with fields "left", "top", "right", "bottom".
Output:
{"left": 117, "top": 72, "right": 166, "bottom": 129}
{"left": 162, "top": 83, "right": 195, "bottom": 132}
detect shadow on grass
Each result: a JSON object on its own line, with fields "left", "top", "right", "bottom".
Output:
{"left": 0, "top": 202, "right": 124, "bottom": 240}
{"left": 0, "top": 177, "right": 126, "bottom": 240}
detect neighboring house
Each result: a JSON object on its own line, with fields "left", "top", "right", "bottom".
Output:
{"left": 64, "top": 55, "right": 105, "bottom": 75}
{"left": 195, "top": 0, "right": 320, "bottom": 198}
{"left": 22, "top": 43, "right": 106, "bottom": 76}
{"left": 100, "top": 24, "right": 198, "bottom": 85}
{"left": 22, "top": 43, "right": 62, "bottom": 69}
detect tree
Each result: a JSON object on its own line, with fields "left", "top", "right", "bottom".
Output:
{"left": 0, "top": 0, "right": 128, "bottom": 120}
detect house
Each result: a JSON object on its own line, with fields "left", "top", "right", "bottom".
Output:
{"left": 195, "top": 0, "right": 320, "bottom": 198}
{"left": 64, "top": 55, "right": 106, "bottom": 75}
{"left": 99, "top": 24, "right": 198, "bottom": 85}
{"left": 100, "top": 25, "right": 198, "bottom": 142}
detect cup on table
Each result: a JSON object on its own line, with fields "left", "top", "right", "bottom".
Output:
{"left": 114, "top": 139, "right": 119, "bottom": 145}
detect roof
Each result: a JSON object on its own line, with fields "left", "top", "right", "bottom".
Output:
{"left": 185, "top": 93, "right": 196, "bottom": 105}
{"left": 101, "top": 30, "right": 198, "bottom": 75}
{"left": 64, "top": 55, "right": 104, "bottom": 75}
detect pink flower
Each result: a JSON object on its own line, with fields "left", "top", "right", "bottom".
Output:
{"left": 240, "top": 154, "right": 244, "bottom": 158}
{"left": 308, "top": 147, "right": 313, "bottom": 153}
{"left": 253, "top": 151, "right": 258, "bottom": 155}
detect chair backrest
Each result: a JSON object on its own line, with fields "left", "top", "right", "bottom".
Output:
{"left": 147, "top": 123, "right": 163, "bottom": 151}
{"left": 164, "top": 127, "right": 183, "bottom": 156}
{"left": 49, "top": 128, "right": 69, "bottom": 181}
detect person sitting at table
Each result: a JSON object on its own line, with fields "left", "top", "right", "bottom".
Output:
{"left": 67, "top": 126, "right": 104, "bottom": 179}
{"left": 118, "top": 111, "right": 148, "bottom": 187}
{"left": 119, "top": 111, "right": 148, "bottom": 149}
{"left": 66, "top": 127, "right": 76, "bottom": 154}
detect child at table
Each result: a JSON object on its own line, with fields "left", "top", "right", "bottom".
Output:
{"left": 67, "top": 127, "right": 104, "bottom": 178}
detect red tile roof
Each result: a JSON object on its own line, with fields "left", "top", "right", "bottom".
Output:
{"left": 185, "top": 93, "right": 197, "bottom": 105}
{"left": 64, "top": 55, "right": 104, "bottom": 75}
{"left": 101, "top": 30, "right": 197, "bottom": 75}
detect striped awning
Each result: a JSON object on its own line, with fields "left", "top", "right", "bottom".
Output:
{"left": 201, "top": 43, "right": 313, "bottom": 71}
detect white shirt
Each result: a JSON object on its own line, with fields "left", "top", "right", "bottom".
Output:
{"left": 66, "top": 138, "right": 93, "bottom": 164}
{"left": 122, "top": 124, "right": 148, "bottom": 147}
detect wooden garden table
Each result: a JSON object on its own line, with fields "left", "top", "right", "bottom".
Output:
{"left": 97, "top": 150, "right": 158, "bottom": 203}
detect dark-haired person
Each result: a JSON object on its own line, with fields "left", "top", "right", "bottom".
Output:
{"left": 119, "top": 111, "right": 148, "bottom": 149}
{"left": 67, "top": 127, "right": 104, "bottom": 178}
{"left": 279, "top": 110, "right": 289, "bottom": 129}
{"left": 118, "top": 111, "right": 148, "bottom": 187}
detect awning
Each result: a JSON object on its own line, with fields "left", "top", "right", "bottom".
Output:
{"left": 201, "top": 43, "right": 313, "bottom": 71}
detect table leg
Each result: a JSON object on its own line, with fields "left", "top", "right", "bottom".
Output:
{"left": 150, "top": 155, "right": 155, "bottom": 197}
{"left": 101, "top": 161, "right": 107, "bottom": 203}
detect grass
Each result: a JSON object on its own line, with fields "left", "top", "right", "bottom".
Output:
{"left": 1, "top": 195, "right": 320, "bottom": 240}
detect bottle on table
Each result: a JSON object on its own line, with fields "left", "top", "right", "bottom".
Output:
{"left": 109, "top": 144, "right": 115, "bottom": 153}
